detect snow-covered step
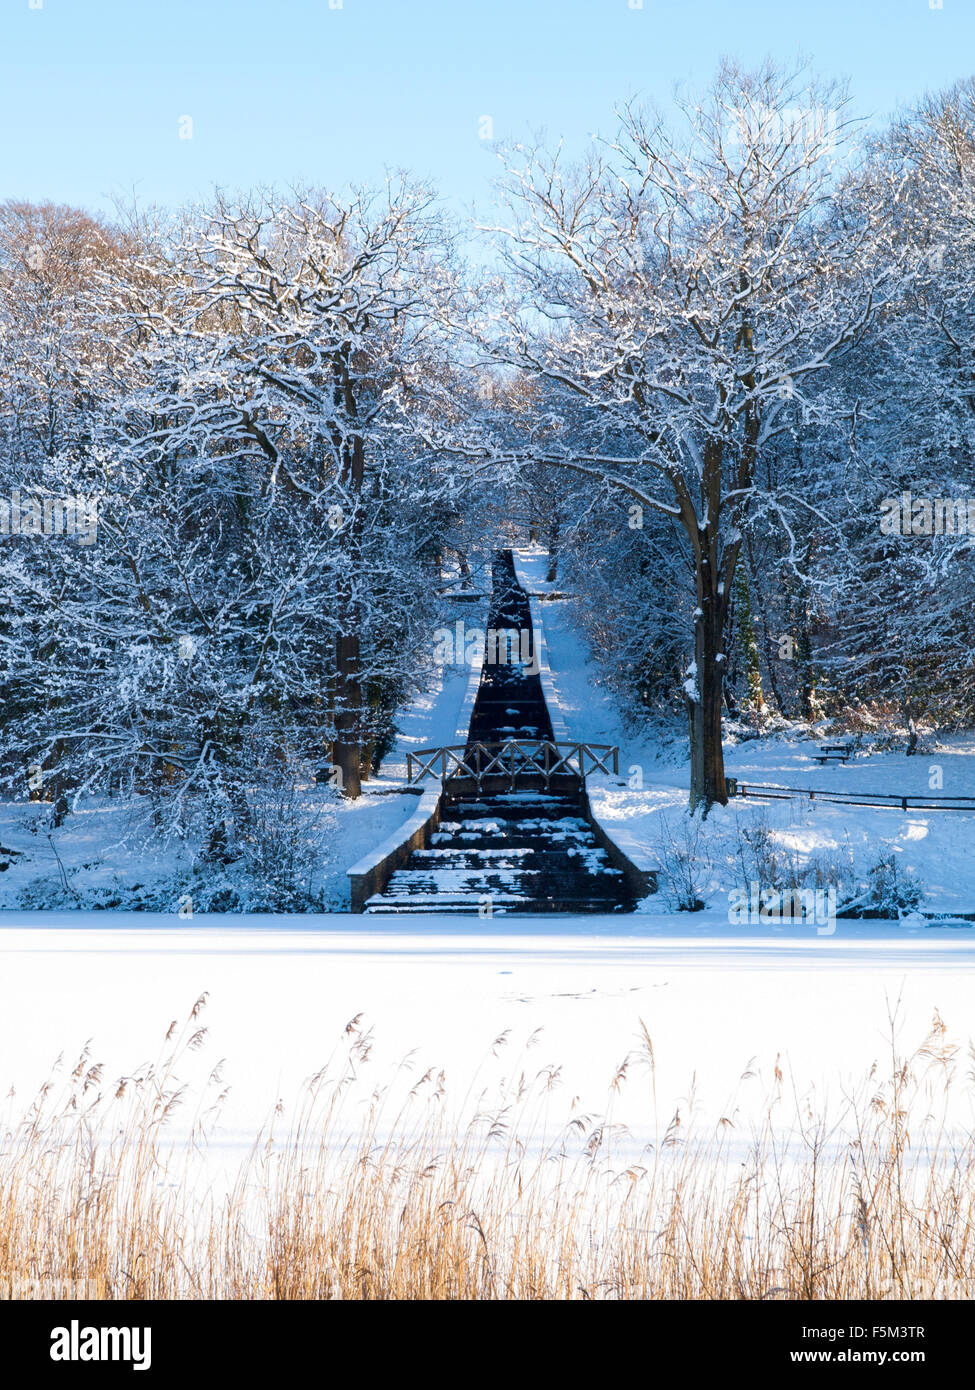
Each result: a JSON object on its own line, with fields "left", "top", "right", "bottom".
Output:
{"left": 367, "top": 858, "right": 625, "bottom": 908}
{"left": 365, "top": 549, "right": 634, "bottom": 917}
{"left": 365, "top": 894, "right": 627, "bottom": 915}
{"left": 430, "top": 821, "right": 593, "bottom": 850}
{"left": 446, "top": 798, "right": 580, "bottom": 819}
{"left": 376, "top": 867, "right": 544, "bottom": 893}
{"left": 411, "top": 848, "right": 533, "bottom": 870}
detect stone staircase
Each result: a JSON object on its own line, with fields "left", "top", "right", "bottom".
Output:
{"left": 365, "top": 786, "right": 631, "bottom": 914}
{"left": 364, "top": 549, "right": 633, "bottom": 916}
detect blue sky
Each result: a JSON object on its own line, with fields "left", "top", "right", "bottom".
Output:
{"left": 3, "top": 0, "right": 974, "bottom": 223}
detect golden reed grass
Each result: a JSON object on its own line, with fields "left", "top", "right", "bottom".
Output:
{"left": 1, "top": 996, "right": 974, "bottom": 1300}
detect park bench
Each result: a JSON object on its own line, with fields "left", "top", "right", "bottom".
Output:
{"left": 812, "top": 741, "right": 854, "bottom": 765}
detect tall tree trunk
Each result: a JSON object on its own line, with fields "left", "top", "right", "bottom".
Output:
{"left": 685, "top": 439, "right": 735, "bottom": 814}
{"left": 545, "top": 517, "right": 560, "bottom": 583}
{"left": 333, "top": 624, "right": 362, "bottom": 799}
{"left": 687, "top": 581, "right": 729, "bottom": 813}
{"left": 330, "top": 353, "right": 365, "bottom": 799}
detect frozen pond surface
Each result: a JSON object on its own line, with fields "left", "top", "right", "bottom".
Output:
{"left": 3, "top": 912, "right": 975, "bottom": 1174}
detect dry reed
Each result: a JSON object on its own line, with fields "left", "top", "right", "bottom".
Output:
{"left": 1, "top": 998, "right": 974, "bottom": 1300}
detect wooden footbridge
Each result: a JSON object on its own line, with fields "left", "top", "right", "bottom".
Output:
{"left": 406, "top": 739, "right": 619, "bottom": 792}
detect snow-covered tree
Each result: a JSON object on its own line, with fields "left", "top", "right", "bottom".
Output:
{"left": 0, "top": 184, "right": 463, "bottom": 858}
{"left": 448, "top": 62, "right": 894, "bottom": 807}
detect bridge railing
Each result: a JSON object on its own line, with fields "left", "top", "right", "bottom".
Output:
{"left": 407, "top": 740, "right": 619, "bottom": 789}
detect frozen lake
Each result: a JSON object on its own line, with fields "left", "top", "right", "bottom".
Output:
{"left": 3, "top": 911, "right": 975, "bottom": 1172}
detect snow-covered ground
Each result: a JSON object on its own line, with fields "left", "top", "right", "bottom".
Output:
{"left": 0, "top": 657, "right": 472, "bottom": 913}
{"left": 514, "top": 546, "right": 975, "bottom": 919}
